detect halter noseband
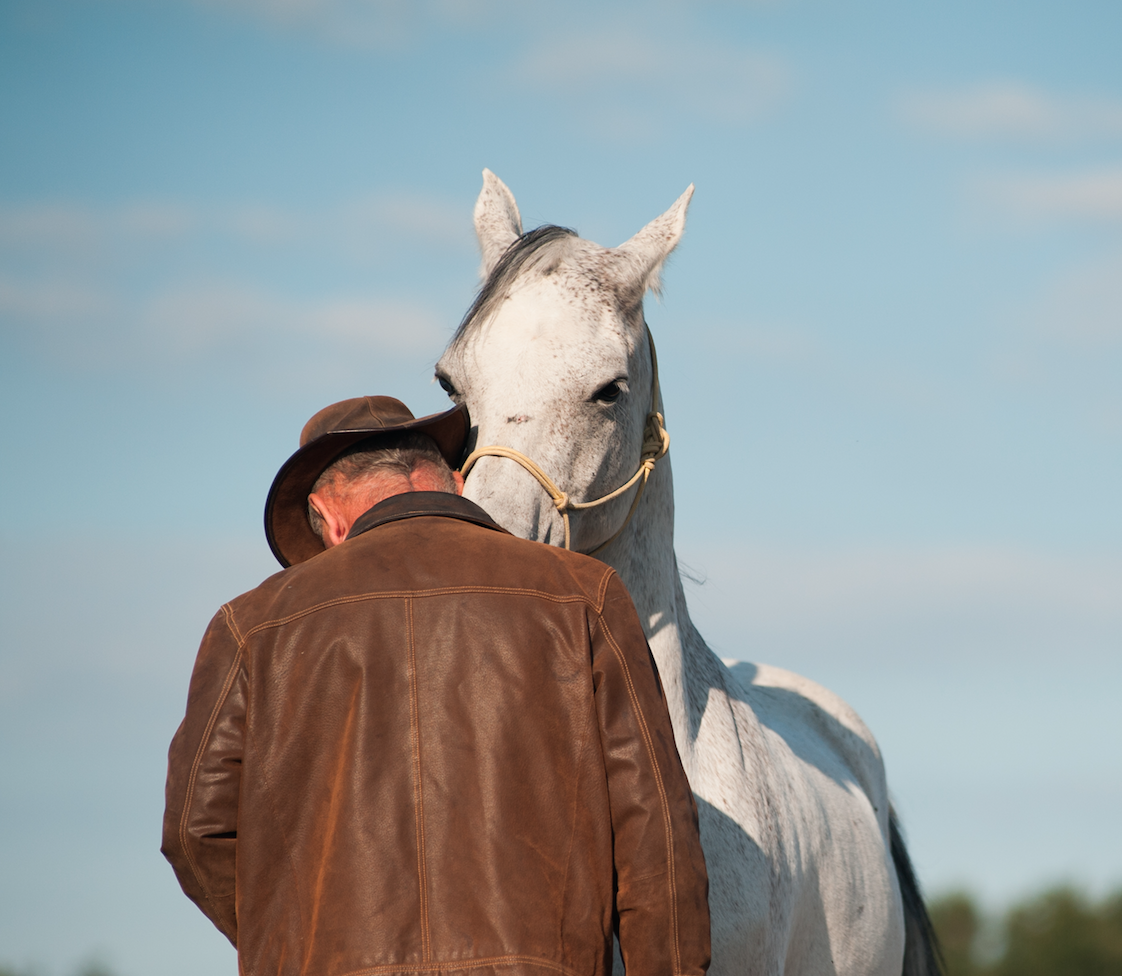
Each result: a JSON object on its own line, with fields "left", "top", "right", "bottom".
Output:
{"left": 459, "top": 328, "right": 670, "bottom": 557}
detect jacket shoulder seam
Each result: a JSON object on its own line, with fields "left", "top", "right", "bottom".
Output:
{"left": 594, "top": 567, "right": 614, "bottom": 613}
{"left": 220, "top": 603, "right": 244, "bottom": 644}
{"left": 237, "top": 586, "right": 605, "bottom": 643}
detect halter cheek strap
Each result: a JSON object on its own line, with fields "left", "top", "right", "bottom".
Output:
{"left": 459, "top": 327, "right": 670, "bottom": 556}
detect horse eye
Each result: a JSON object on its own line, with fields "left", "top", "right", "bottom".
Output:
{"left": 436, "top": 374, "right": 458, "bottom": 397}
{"left": 592, "top": 380, "right": 624, "bottom": 404}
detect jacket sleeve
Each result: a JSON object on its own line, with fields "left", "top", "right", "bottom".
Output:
{"left": 161, "top": 604, "right": 247, "bottom": 946}
{"left": 591, "top": 571, "right": 711, "bottom": 976}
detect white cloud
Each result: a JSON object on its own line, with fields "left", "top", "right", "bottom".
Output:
{"left": 193, "top": 0, "right": 537, "bottom": 49}
{"left": 898, "top": 81, "right": 1122, "bottom": 142}
{"left": 0, "top": 192, "right": 470, "bottom": 260}
{"left": 1032, "top": 251, "right": 1122, "bottom": 344}
{"left": 0, "top": 275, "right": 444, "bottom": 367}
{"left": 330, "top": 192, "right": 471, "bottom": 255}
{"left": 0, "top": 191, "right": 472, "bottom": 378}
{"left": 0, "top": 276, "right": 115, "bottom": 322}
{"left": 143, "top": 282, "right": 443, "bottom": 353}
{"left": 686, "top": 318, "right": 950, "bottom": 416}
{"left": 0, "top": 202, "right": 198, "bottom": 256}
{"left": 509, "top": 32, "right": 791, "bottom": 135}
{"left": 191, "top": 0, "right": 781, "bottom": 50}
{"left": 184, "top": 0, "right": 792, "bottom": 134}
{"left": 682, "top": 542, "right": 1122, "bottom": 665}
{"left": 980, "top": 167, "right": 1122, "bottom": 223}
{"left": 194, "top": 0, "right": 413, "bottom": 49}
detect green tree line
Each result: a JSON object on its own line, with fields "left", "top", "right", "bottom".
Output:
{"left": 931, "top": 886, "right": 1122, "bottom": 976}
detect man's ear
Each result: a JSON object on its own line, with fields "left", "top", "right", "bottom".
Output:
{"left": 453, "top": 470, "right": 465, "bottom": 496}
{"left": 308, "top": 492, "right": 350, "bottom": 548}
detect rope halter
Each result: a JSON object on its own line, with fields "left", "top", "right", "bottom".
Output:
{"left": 459, "top": 328, "right": 670, "bottom": 556}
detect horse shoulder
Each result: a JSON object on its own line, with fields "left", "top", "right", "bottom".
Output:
{"left": 722, "top": 658, "right": 891, "bottom": 835}
{"left": 721, "top": 659, "right": 904, "bottom": 975}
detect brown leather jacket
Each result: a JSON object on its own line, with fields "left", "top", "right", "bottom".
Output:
{"left": 163, "top": 492, "right": 710, "bottom": 976}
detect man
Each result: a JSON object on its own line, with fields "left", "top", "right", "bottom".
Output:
{"left": 163, "top": 395, "right": 710, "bottom": 976}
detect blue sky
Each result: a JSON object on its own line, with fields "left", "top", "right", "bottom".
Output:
{"left": 2, "top": 2, "right": 1120, "bottom": 974}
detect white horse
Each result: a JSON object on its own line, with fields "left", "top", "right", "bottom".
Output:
{"left": 435, "top": 171, "right": 939, "bottom": 976}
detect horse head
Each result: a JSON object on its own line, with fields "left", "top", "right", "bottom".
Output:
{"left": 435, "top": 170, "right": 693, "bottom": 555}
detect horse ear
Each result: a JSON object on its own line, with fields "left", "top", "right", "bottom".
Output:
{"left": 474, "top": 169, "right": 523, "bottom": 280}
{"left": 610, "top": 184, "right": 694, "bottom": 308}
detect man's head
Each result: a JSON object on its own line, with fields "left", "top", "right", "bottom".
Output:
{"left": 307, "top": 432, "right": 465, "bottom": 548}
{"left": 265, "top": 396, "right": 469, "bottom": 567}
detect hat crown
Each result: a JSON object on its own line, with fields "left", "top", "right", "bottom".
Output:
{"left": 299, "top": 396, "right": 417, "bottom": 447}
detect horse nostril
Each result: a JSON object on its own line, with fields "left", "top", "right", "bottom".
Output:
{"left": 506, "top": 414, "right": 532, "bottom": 424}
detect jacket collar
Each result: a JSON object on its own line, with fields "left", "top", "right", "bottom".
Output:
{"left": 346, "top": 491, "right": 510, "bottom": 542}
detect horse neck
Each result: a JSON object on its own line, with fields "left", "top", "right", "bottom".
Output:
{"left": 599, "top": 453, "right": 711, "bottom": 763}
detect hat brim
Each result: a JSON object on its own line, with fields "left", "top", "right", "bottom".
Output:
{"left": 264, "top": 403, "right": 469, "bottom": 568}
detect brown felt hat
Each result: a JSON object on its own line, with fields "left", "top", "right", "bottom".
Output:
{"left": 264, "top": 396, "right": 469, "bottom": 568}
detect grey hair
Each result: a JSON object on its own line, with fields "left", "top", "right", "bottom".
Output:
{"left": 307, "top": 431, "right": 457, "bottom": 540}
{"left": 450, "top": 224, "right": 577, "bottom": 345}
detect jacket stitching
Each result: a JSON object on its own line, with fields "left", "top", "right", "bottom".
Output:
{"left": 599, "top": 616, "right": 682, "bottom": 975}
{"left": 300, "top": 685, "right": 357, "bottom": 970}
{"left": 407, "top": 597, "right": 432, "bottom": 961}
{"left": 236, "top": 588, "right": 606, "bottom": 645}
{"left": 557, "top": 679, "right": 596, "bottom": 960}
{"left": 245, "top": 705, "right": 308, "bottom": 973}
{"left": 594, "top": 569, "right": 613, "bottom": 614}
{"left": 221, "top": 602, "right": 244, "bottom": 644}
{"left": 178, "top": 645, "right": 243, "bottom": 940}
{"left": 339, "top": 954, "right": 582, "bottom": 976}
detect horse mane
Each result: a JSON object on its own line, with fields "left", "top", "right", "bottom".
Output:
{"left": 452, "top": 224, "right": 577, "bottom": 344}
